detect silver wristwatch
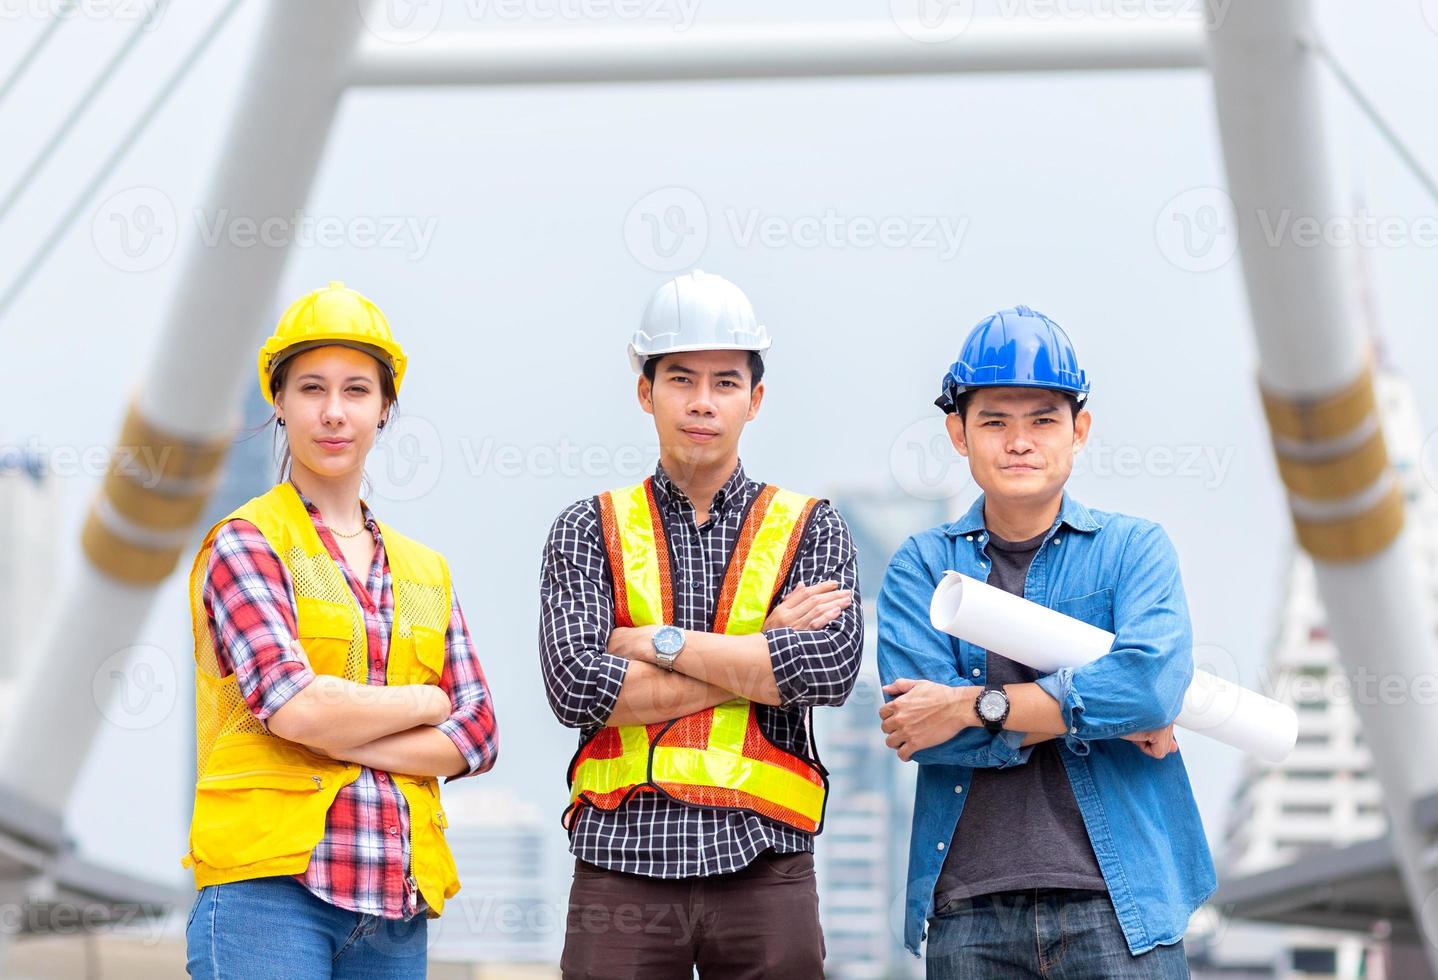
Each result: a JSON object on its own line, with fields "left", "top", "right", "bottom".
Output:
{"left": 652, "top": 625, "right": 685, "bottom": 671}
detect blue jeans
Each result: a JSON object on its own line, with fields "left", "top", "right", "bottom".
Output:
{"left": 926, "top": 889, "right": 1190, "bottom": 980}
{"left": 185, "top": 875, "right": 428, "bottom": 979}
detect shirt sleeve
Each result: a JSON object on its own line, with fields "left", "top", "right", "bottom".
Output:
{"left": 876, "top": 538, "right": 1032, "bottom": 770}
{"left": 203, "top": 520, "right": 316, "bottom": 726}
{"left": 538, "top": 500, "right": 630, "bottom": 730}
{"left": 435, "top": 588, "right": 499, "bottom": 783}
{"left": 1034, "top": 522, "right": 1195, "bottom": 754}
{"left": 763, "top": 502, "right": 865, "bottom": 709}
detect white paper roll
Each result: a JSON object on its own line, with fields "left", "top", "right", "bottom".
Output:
{"left": 928, "top": 571, "right": 1297, "bottom": 763}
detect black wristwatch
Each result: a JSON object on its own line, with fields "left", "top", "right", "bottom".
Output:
{"left": 975, "top": 687, "right": 1011, "bottom": 735}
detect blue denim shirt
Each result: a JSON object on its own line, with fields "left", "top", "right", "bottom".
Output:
{"left": 878, "top": 491, "right": 1216, "bottom": 957}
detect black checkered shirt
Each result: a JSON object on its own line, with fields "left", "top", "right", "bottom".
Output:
{"left": 539, "top": 461, "right": 863, "bottom": 878}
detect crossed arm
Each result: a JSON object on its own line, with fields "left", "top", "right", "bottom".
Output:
{"left": 266, "top": 641, "right": 472, "bottom": 778}
{"left": 539, "top": 499, "right": 863, "bottom": 730}
{"left": 875, "top": 532, "right": 1187, "bottom": 766}
{"left": 205, "top": 521, "right": 498, "bottom": 782}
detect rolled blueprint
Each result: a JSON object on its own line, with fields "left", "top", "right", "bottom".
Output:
{"left": 929, "top": 571, "right": 1297, "bottom": 763}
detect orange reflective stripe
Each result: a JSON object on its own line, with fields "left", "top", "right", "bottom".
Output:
{"left": 713, "top": 485, "right": 777, "bottom": 633}
{"left": 596, "top": 491, "right": 632, "bottom": 628}
{"left": 743, "top": 705, "right": 825, "bottom": 781}
{"left": 652, "top": 784, "right": 819, "bottom": 835}
{"left": 603, "top": 480, "right": 668, "bottom": 628}
{"left": 721, "top": 488, "right": 818, "bottom": 635}
{"left": 643, "top": 479, "right": 676, "bottom": 625}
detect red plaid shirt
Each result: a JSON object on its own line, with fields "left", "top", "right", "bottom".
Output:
{"left": 201, "top": 490, "right": 498, "bottom": 919}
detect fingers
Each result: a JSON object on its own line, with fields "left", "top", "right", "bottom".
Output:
{"left": 779, "top": 581, "right": 840, "bottom": 610}
{"left": 885, "top": 732, "right": 905, "bottom": 749}
{"left": 883, "top": 679, "right": 916, "bottom": 696}
{"left": 290, "top": 640, "right": 313, "bottom": 671}
{"left": 787, "top": 590, "right": 852, "bottom": 629}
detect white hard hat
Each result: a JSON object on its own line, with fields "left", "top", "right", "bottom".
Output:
{"left": 628, "top": 270, "right": 772, "bottom": 374}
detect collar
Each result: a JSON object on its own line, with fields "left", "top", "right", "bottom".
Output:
{"left": 653, "top": 459, "right": 748, "bottom": 514}
{"left": 944, "top": 490, "right": 1103, "bottom": 538}
{"left": 289, "top": 480, "right": 378, "bottom": 531}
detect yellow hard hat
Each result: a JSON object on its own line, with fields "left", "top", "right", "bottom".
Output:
{"left": 257, "top": 281, "right": 407, "bottom": 404}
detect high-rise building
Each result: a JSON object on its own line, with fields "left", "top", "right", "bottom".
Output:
{"left": 0, "top": 446, "right": 59, "bottom": 684}
{"left": 817, "top": 489, "right": 946, "bottom": 979}
{"left": 1216, "top": 370, "right": 1437, "bottom": 979}
{"left": 428, "top": 790, "right": 560, "bottom": 969}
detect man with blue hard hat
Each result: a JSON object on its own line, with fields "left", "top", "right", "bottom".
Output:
{"left": 877, "top": 305, "right": 1214, "bottom": 978}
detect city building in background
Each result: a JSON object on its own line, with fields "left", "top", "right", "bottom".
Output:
{"left": 818, "top": 489, "right": 947, "bottom": 979}
{"left": 1204, "top": 368, "right": 1438, "bottom": 980}
{"left": 430, "top": 790, "right": 560, "bottom": 970}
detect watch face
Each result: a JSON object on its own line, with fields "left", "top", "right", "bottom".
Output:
{"left": 977, "top": 690, "right": 1007, "bottom": 722}
{"left": 654, "top": 626, "right": 684, "bottom": 656}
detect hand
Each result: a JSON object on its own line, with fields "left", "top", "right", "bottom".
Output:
{"left": 763, "top": 581, "right": 852, "bottom": 632}
{"left": 289, "top": 639, "right": 315, "bottom": 673}
{"left": 606, "top": 625, "right": 660, "bottom": 664}
{"left": 1121, "top": 724, "right": 1178, "bottom": 760}
{"left": 878, "top": 679, "right": 977, "bottom": 762}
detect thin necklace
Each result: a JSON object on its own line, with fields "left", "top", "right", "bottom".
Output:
{"left": 285, "top": 479, "right": 367, "bottom": 538}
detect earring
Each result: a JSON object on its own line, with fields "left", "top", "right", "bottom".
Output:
{"left": 277, "top": 418, "right": 286, "bottom": 427}
{"left": 378, "top": 419, "right": 386, "bottom": 430}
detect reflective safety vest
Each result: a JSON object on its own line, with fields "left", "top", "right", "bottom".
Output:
{"left": 564, "top": 478, "right": 831, "bottom": 834}
{"left": 180, "top": 482, "right": 462, "bottom": 917}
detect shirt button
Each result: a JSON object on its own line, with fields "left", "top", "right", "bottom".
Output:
{"left": 1070, "top": 727, "right": 1078, "bottom": 735}
{"left": 971, "top": 668, "right": 981, "bottom": 678}
{"left": 954, "top": 785, "right": 963, "bottom": 794}
{"left": 936, "top": 842, "right": 946, "bottom": 851}
{"left": 377, "top": 772, "right": 388, "bottom": 782}
{"left": 387, "top": 826, "right": 399, "bottom": 836}
{"left": 964, "top": 534, "right": 973, "bottom": 541}
{"left": 1053, "top": 537, "right": 1062, "bottom": 545}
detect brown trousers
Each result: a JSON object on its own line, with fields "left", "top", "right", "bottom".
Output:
{"left": 560, "top": 850, "right": 826, "bottom": 979}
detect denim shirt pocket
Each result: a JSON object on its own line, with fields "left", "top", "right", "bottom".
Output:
{"left": 1051, "top": 588, "right": 1114, "bottom": 633}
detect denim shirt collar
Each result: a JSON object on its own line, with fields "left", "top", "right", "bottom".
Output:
{"left": 943, "top": 489, "right": 1103, "bottom": 539}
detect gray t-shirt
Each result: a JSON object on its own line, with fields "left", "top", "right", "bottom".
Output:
{"left": 932, "top": 528, "right": 1107, "bottom": 912}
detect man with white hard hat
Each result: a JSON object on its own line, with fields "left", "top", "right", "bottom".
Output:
{"left": 539, "top": 270, "right": 864, "bottom": 979}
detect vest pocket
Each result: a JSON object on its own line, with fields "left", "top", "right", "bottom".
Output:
{"left": 411, "top": 625, "right": 447, "bottom": 684}
{"left": 398, "top": 778, "right": 460, "bottom": 912}
{"left": 190, "top": 766, "right": 335, "bottom": 871}
{"left": 295, "top": 596, "right": 357, "bottom": 677}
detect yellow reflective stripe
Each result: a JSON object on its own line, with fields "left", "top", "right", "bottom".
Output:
{"left": 725, "top": 488, "right": 810, "bottom": 634}
{"left": 708, "top": 699, "right": 750, "bottom": 751}
{"left": 652, "top": 747, "right": 826, "bottom": 823}
{"left": 570, "top": 726, "right": 651, "bottom": 799}
{"left": 610, "top": 483, "right": 665, "bottom": 627}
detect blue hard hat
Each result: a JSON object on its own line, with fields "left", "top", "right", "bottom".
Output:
{"left": 935, "top": 305, "right": 1091, "bottom": 414}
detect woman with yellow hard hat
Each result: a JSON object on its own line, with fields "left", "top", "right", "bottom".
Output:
{"left": 181, "top": 282, "right": 498, "bottom": 979}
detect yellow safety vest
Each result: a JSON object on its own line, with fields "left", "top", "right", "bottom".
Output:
{"left": 181, "top": 482, "right": 461, "bottom": 917}
{"left": 565, "top": 479, "right": 830, "bottom": 834}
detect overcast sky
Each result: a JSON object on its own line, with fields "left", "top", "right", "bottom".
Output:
{"left": 3, "top": 0, "right": 1437, "bottom": 951}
